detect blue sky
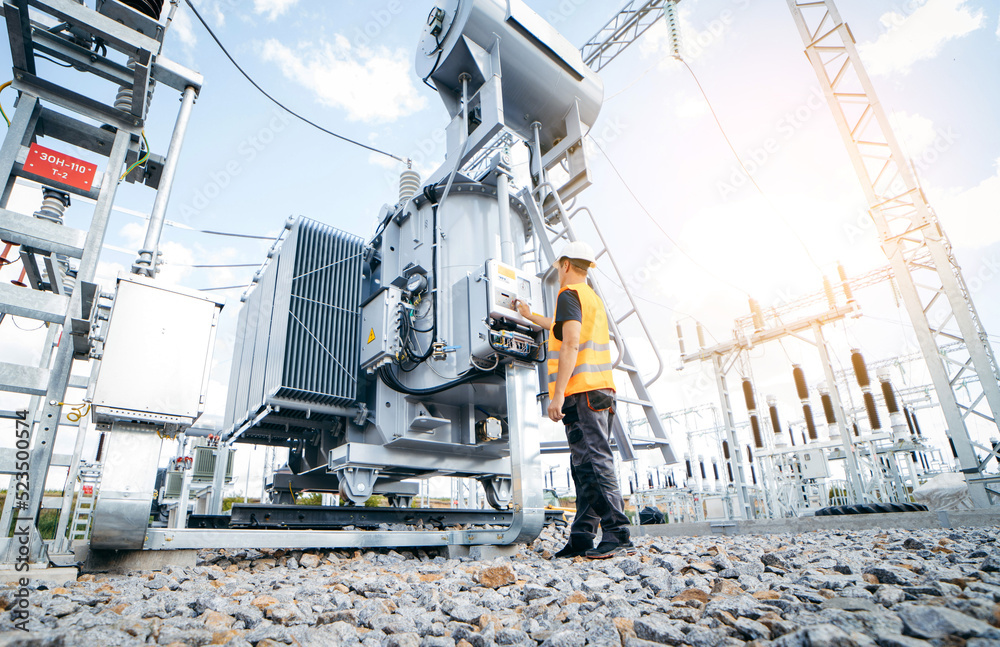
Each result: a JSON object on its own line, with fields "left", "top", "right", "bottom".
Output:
{"left": 2, "top": 0, "right": 998, "bottom": 493}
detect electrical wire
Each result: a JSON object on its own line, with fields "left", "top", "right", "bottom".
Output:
{"left": 119, "top": 131, "right": 150, "bottom": 181}
{"left": 591, "top": 139, "right": 751, "bottom": 298}
{"left": 183, "top": 0, "right": 408, "bottom": 165}
{"left": 680, "top": 60, "right": 823, "bottom": 273}
{"left": 0, "top": 80, "right": 12, "bottom": 126}
{"left": 36, "top": 53, "right": 73, "bottom": 68}
{"left": 199, "top": 284, "right": 248, "bottom": 291}
{"left": 9, "top": 316, "right": 46, "bottom": 331}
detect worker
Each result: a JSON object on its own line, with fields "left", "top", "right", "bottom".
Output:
{"left": 515, "top": 241, "right": 635, "bottom": 559}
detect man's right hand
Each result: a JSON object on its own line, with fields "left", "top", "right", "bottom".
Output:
{"left": 514, "top": 298, "right": 531, "bottom": 318}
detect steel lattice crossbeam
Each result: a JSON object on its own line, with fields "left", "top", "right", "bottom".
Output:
{"left": 580, "top": 0, "right": 673, "bottom": 72}
{"left": 787, "top": 0, "right": 1000, "bottom": 507}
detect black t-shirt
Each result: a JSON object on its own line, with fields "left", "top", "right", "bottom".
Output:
{"left": 553, "top": 290, "right": 582, "bottom": 341}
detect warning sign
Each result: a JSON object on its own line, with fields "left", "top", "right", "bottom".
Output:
{"left": 24, "top": 143, "right": 97, "bottom": 192}
{"left": 367, "top": 328, "right": 376, "bottom": 344}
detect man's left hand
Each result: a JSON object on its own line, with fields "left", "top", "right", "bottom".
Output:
{"left": 548, "top": 394, "right": 565, "bottom": 422}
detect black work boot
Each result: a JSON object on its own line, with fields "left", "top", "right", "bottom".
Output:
{"left": 553, "top": 535, "right": 593, "bottom": 558}
{"left": 585, "top": 531, "right": 636, "bottom": 559}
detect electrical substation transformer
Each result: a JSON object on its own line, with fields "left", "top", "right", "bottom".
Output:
{"left": 221, "top": 0, "right": 604, "bottom": 517}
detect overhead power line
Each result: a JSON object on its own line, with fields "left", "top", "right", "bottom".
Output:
{"left": 591, "top": 139, "right": 751, "bottom": 298}
{"left": 183, "top": 0, "right": 408, "bottom": 165}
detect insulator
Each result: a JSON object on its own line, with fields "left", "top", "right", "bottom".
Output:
{"left": 852, "top": 422, "right": 860, "bottom": 437}
{"left": 750, "top": 465, "right": 757, "bottom": 485}
{"left": 726, "top": 463, "right": 733, "bottom": 483}
{"left": 742, "top": 378, "right": 757, "bottom": 411}
{"left": 114, "top": 85, "right": 134, "bottom": 112}
{"left": 851, "top": 350, "right": 870, "bottom": 387}
{"left": 699, "top": 458, "right": 706, "bottom": 480}
{"left": 911, "top": 410, "right": 923, "bottom": 437}
{"left": 903, "top": 407, "right": 915, "bottom": 436}
{"left": 863, "top": 392, "right": 881, "bottom": 430}
{"left": 792, "top": 365, "right": 809, "bottom": 400}
{"left": 685, "top": 456, "right": 692, "bottom": 478}
{"left": 768, "top": 403, "right": 781, "bottom": 436}
{"left": 993, "top": 440, "right": 1000, "bottom": 466}
{"left": 749, "top": 298, "right": 765, "bottom": 331}
{"left": 880, "top": 379, "right": 900, "bottom": 414}
{"left": 823, "top": 275, "right": 836, "bottom": 309}
{"left": 647, "top": 473, "right": 653, "bottom": 488}
{"left": 788, "top": 426, "right": 796, "bottom": 446}
{"left": 838, "top": 262, "right": 854, "bottom": 302}
{"left": 676, "top": 323, "right": 686, "bottom": 355}
{"left": 712, "top": 461, "right": 720, "bottom": 481}
{"left": 663, "top": 0, "right": 682, "bottom": 60}
{"left": 920, "top": 453, "right": 929, "bottom": 470}
{"left": 947, "top": 437, "right": 958, "bottom": 458}
{"left": 803, "top": 403, "right": 818, "bottom": 440}
{"left": 34, "top": 188, "right": 70, "bottom": 225}
{"left": 399, "top": 169, "right": 421, "bottom": 203}
{"left": 746, "top": 445, "right": 754, "bottom": 464}
{"left": 802, "top": 430, "right": 808, "bottom": 445}
{"left": 696, "top": 321, "right": 706, "bottom": 349}
{"left": 820, "top": 392, "right": 836, "bottom": 424}
{"left": 750, "top": 414, "right": 763, "bottom": 449}
{"left": 721, "top": 440, "right": 730, "bottom": 460}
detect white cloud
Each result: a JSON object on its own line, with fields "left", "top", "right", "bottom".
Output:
{"left": 253, "top": 0, "right": 298, "bottom": 22}
{"left": 887, "top": 111, "right": 937, "bottom": 158}
{"left": 260, "top": 36, "right": 426, "bottom": 123}
{"left": 171, "top": 6, "right": 197, "bottom": 50}
{"left": 860, "top": 0, "right": 984, "bottom": 76}
{"left": 932, "top": 159, "right": 1000, "bottom": 249}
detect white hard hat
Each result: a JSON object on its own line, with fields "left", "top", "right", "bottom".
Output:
{"left": 555, "top": 241, "right": 597, "bottom": 268}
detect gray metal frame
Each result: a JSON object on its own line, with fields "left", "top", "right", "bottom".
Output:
{"left": 0, "top": 0, "right": 202, "bottom": 563}
{"left": 787, "top": 0, "right": 1000, "bottom": 507}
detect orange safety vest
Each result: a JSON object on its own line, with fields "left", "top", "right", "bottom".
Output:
{"left": 547, "top": 283, "right": 616, "bottom": 399}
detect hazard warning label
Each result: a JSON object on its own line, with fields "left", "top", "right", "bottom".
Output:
{"left": 367, "top": 328, "right": 376, "bottom": 344}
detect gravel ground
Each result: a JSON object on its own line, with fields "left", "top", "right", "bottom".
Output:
{"left": 1, "top": 523, "right": 998, "bottom": 647}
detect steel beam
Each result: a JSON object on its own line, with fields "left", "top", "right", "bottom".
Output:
{"left": 0, "top": 283, "right": 67, "bottom": 322}
{"left": 0, "top": 207, "right": 86, "bottom": 257}
{"left": 0, "top": 362, "right": 48, "bottom": 396}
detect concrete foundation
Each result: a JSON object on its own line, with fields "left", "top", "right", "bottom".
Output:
{"left": 76, "top": 546, "right": 197, "bottom": 574}
{"left": 443, "top": 544, "right": 520, "bottom": 560}
{"left": 631, "top": 509, "right": 1000, "bottom": 538}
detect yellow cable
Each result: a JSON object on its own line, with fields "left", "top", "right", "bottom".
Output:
{"left": 0, "top": 80, "right": 13, "bottom": 126}
{"left": 119, "top": 131, "right": 150, "bottom": 181}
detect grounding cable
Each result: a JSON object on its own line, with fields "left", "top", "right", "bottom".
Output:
{"left": 183, "top": 0, "right": 408, "bottom": 165}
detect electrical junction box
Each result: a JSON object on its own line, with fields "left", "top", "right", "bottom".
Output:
{"left": 89, "top": 275, "right": 223, "bottom": 429}
{"left": 797, "top": 449, "right": 830, "bottom": 479}
{"left": 361, "top": 286, "right": 403, "bottom": 372}
{"left": 486, "top": 259, "right": 543, "bottom": 331}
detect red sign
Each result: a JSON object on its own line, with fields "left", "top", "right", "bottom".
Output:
{"left": 82, "top": 485, "right": 93, "bottom": 496}
{"left": 24, "top": 144, "right": 98, "bottom": 192}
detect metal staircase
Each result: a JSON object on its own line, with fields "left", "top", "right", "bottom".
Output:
{"left": 519, "top": 183, "right": 677, "bottom": 464}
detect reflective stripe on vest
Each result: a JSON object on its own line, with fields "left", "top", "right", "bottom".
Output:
{"left": 548, "top": 283, "right": 616, "bottom": 398}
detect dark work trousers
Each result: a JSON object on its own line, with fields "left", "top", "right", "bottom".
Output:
{"left": 561, "top": 389, "right": 630, "bottom": 542}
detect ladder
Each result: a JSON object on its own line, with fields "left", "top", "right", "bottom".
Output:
{"left": 519, "top": 183, "right": 677, "bottom": 464}
{"left": 69, "top": 464, "right": 102, "bottom": 544}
